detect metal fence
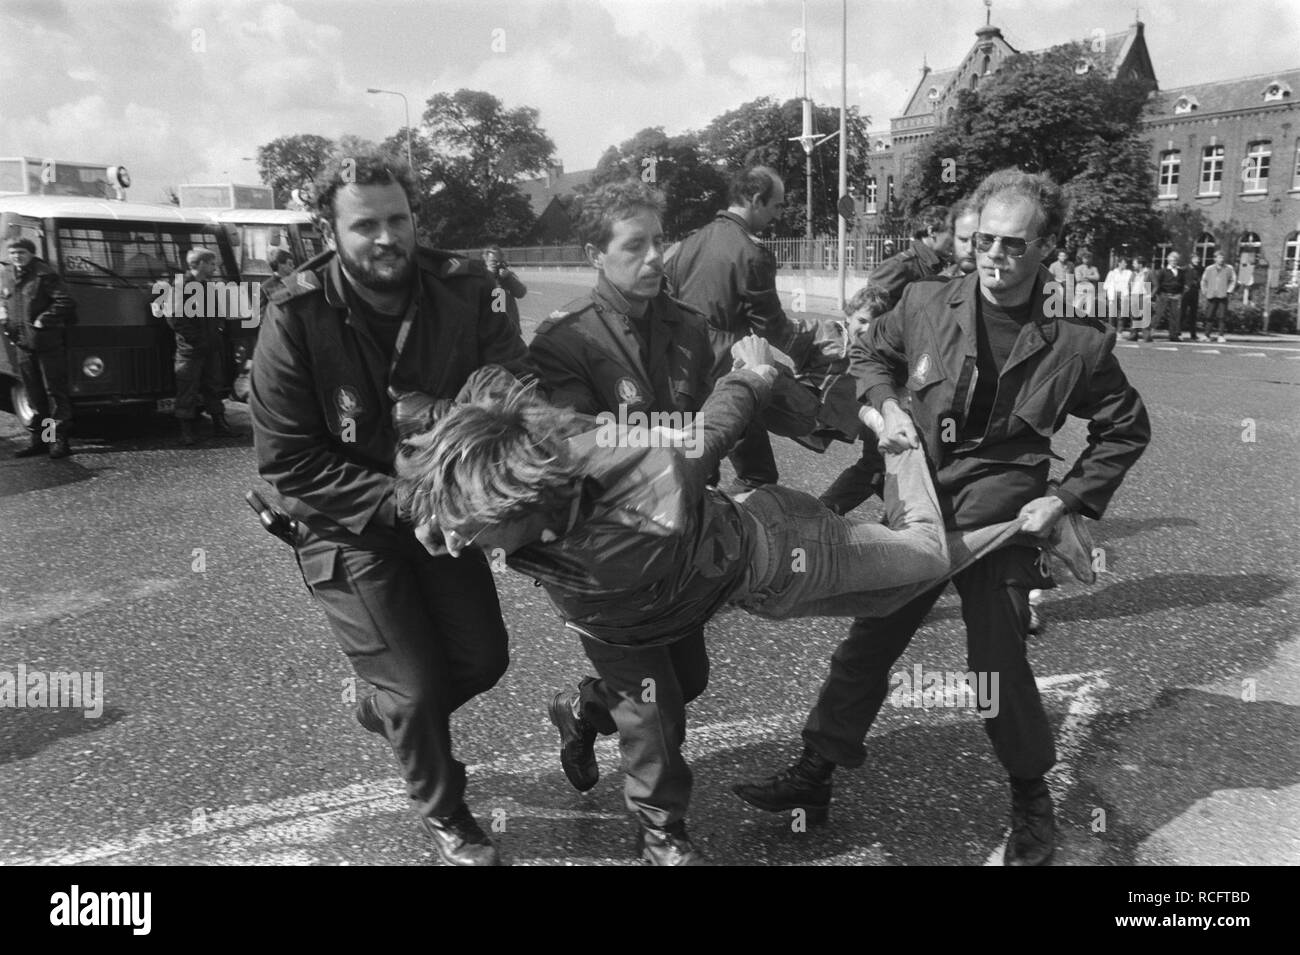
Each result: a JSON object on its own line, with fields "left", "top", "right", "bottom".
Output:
{"left": 470, "top": 234, "right": 910, "bottom": 272}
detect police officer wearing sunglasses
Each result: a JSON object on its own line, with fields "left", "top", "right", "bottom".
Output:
{"left": 737, "top": 168, "right": 1150, "bottom": 866}
{"left": 250, "top": 147, "right": 534, "bottom": 866}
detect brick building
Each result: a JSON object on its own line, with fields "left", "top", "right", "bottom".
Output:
{"left": 859, "top": 18, "right": 1300, "bottom": 285}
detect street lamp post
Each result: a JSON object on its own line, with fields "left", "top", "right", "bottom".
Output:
{"left": 367, "top": 87, "right": 413, "bottom": 171}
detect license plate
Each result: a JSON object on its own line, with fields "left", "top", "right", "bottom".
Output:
{"left": 156, "top": 398, "right": 175, "bottom": 414}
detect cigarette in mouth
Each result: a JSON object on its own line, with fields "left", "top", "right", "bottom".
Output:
{"left": 994, "top": 267, "right": 1001, "bottom": 282}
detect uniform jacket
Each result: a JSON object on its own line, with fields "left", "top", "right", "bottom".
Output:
{"left": 869, "top": 239, "right": 946, "bottom": 311}
{"left": 1, "top": 257, "right": 76, "bottom": 351}
{"left": 853, "top": 268, "right": 1151, "bottom": 520}
{"left": 506, "top": 368, "right": 772, "bottom": 647}
{"left": 664, "top": 210, "right": 791, "bottom": 378}
{"left": 250, "top": 247, "right": 532, "bottom": 545}
{"left": 529, "top": 273, "right": 713, "bottom": 417}
{"left": 167, "top": 273, "right": 225, "bottom": 350}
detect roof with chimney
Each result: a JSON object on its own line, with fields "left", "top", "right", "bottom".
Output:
{"left": 516, "top": 164, "right": 596, "bottom": 217}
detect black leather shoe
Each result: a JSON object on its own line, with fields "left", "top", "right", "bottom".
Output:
{"left": 211, "top": 414, "right": 235, "bottom": 437}
{"left": 548, "top": 689, "right": 598, "bottom": 792}
{"left": 15, "top": 434, "right": 47, "bottom": 458}
{"left": 355, "top": 693, "right": 384, "bottom": 735}
{"left": 179, "top": 419, "right": 197, "bottom": 446}
{"left": 1005, "top": 776, "right": 1056, "bottom": 866}
{"left": 48, "top": 435, "right": 71, "bottom": 459}
{"left": 639, "top": 820, "right": 708, "bottom": 866}
{"left": 732, "top": 744, "right": 834, "bottom": 825}
{"left": 420, "top": 805, "right": 502, "bottom": 866}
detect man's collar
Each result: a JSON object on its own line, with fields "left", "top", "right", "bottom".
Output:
{"left": 323, "top": 253, "right": 419, "bottom": 313}
{"left": 592, "top": 271, "right": 676, "bottom": 322}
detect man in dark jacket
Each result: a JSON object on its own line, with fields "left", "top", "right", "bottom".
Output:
{"left": 868, "top": 205, "right": 953, "bottom": 310}
{"left": 250, "top": 147, "right": 533, "bottom": 866}
{"left": 735, "top": 169, "right": 1151, "bottom": 867}
{"left": 482, "top": 245, "right": 527, "bottom": 337}
{"left": 1146, "top": 251, "right": 1188, "bottom": 343}
{"left": 2, "top": 238, "right": 76, "bottom": 458}
{"left": 528, "top": 180, "right": 716, "bottom": 863}
{"left": 664, "top": 164, "right": 792, "bottom": 491}
{"left": 169, "top": 248, "right": 232, "bottom": 445}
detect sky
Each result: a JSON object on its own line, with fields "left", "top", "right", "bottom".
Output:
{"left": 1, "top": 0, "right": 1297, "bottom": 204}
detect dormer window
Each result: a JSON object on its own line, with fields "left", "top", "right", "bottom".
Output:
{"left": 1074, "top": 58, "right": 1093, "bottom": 75}
{"left": 1264, "top": 81, "right": 1292, "bottom": 102}
{"left": 1174, "top": 95, "right": 1200, "bottom": 114}
{"left": 927, "top": 86, "right": 941, "bottom": 101}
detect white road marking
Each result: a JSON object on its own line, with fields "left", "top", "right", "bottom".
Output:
{"left": 1239, "top": 352, "right": 1267, "bottom": 358}
{"left": 0, "top": 578, "right": 182, "bottom": 629}
{"left": 1155, "top": 346, "right": 1179, "bottom": 351}
{"left": 5, "top": 712, "right": 803, "bottom": 866}
{"left": 984, "top": 670, "right": 1109, "bottom": 866}
{"left": 1200, "top": 349, "right": 1221, "bottom": 355}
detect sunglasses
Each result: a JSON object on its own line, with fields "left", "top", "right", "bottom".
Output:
{"left": 972, "top": 232, "right": 1042, "bottom": 257}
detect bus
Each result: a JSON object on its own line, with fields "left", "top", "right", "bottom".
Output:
{"left": 0, "top": 195, "right": 245, "bottom": 425}
{"left": 0, "top": 157, "right": 132, "bottom": 200}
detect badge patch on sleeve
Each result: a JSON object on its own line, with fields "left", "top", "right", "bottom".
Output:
{"left": 335, "top": 386, "right": 363, "bottom": 418}
{"left": 909, "top": 353, "right": 934, "bottom": 388}
{"left": 615, "top": 377, "right": 643, "bottom": 405}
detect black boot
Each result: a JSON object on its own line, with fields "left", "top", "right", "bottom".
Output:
{"left": 420, "top": 805, "right": 503, "bottom": 866}
{"left": 547, "top": 689, "right": 599, "bottom": 792}
{"left": 355, "top": 692, "right": 384, "bottom": 735}
{"left": 48, "top": 426, "right": 71, "bottom": 459}
{"left": 211, "top": 413, "right": 235, "bottom": 437}
{"left": 179, "top": 418, "right": 197, "bottom": 446}
{"left": 638, "top": 819, "right": 708, "bottom": 866}
{"left": 1005, "top": 775, "right": 1056, "bottom": 866}
{"left": 14, "top": 431, "right": 47, "bottom": 458}
{"left": 732, "top": 744, "right": 834, "bottom": 825}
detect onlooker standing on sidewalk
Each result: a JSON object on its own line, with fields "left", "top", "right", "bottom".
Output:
{"left": 1073, "top": 250, "right": 1100, "bottom": 317}
{"left": 169, "top": 248, "right": 232, "bottom": 445}
{"left": 1201, "top": 251, "right": 1237, "bottom": 343}
{"left": 1048, "top": 249, "right": 1071, "bottom": 286}
{"left": 1147, "top": 251, "right": 1188, "bottom": 343}
{"left": 482, "top": 245, "right": 527, "bottom": 336}
{"left": 868, "top": 205, "right": 952, "bottom": 311}
{"left": 1103, "top": 255, "right": 1135, "bottom": 332}
{"left": 1182, "top": 254, "right": 1204, "bottom": 340}
{"left": 1, "top": 237, "right": 77, "bottom": 458}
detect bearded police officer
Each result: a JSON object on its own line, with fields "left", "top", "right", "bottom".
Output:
{"left": 250, "top": 147, "right": 533, "bottom": 866}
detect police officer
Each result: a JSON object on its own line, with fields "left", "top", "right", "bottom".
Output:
{"left": 736, "top": 169, "right": 1151, "bottom": 866}
{"left": 869, "top": 204, "right": 953, "bottom": 310}
{"left": 528, "top": 180, "right": 714, "bottom": 864}
{"left": 664, "top": 164, "right": 792, "bottom": 492}
{"left": 169, "top": 248, "right": 232, "bottom": 445}
{"left": 250, "top": 147, "right": 533, "bottom": 866}
{"left": 3, "top": 238, "right": 76, "bottom": 458}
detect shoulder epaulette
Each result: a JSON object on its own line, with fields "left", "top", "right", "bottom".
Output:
{"left": 539, "top": 296, "right": 600, "bottom": 326}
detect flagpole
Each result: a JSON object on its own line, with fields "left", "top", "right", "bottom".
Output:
{"left": 837, "top": 0, "right": 848, "bottom": 310}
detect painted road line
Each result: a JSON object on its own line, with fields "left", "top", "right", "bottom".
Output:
{"left": 3, "top": 712, "right": 805, "bottom": 866}
{"left": 1155, "top": 346, "right": 1178, "bottom": 351}
{"left": 1239, "top": 352, "right": 1268, "bottom": 357}
{"left": 984, "top": 670, "right": 1109, "bottom": 866}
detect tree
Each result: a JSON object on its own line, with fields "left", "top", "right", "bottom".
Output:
{"left": 414, "top": 89, "right": 555, "bottom": 246}
{"left": 698, "top": 97, "right": 871, "bottom": 237}
{"left": 899, "top": 42, "right": 1160, "bottom": 266}
{"left": 256, "top": 134, "right": 336, "bottom": 208}
{"left": 582, "top": 127, "right": 726, "bottom": 239}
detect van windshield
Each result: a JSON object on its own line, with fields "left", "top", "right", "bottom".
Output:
{"left": 56, "top": 222, "right": 232, "bottom": 284}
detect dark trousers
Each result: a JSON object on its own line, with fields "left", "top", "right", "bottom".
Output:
{"left": 818, "top": 431, "right": 886, "bottom": 515}
{"left": 1150, "top": 294, "right": 1182, "bottom": 341}
{"left": 295, "top": 529, "right": 510, "bottom": 819}
{"left": 576, "top": 629, "right": 709, "bottom": 828}
{"left": 1205, "top": 298, "right": 1229, "bottom": 336}
{"left": 1181, "top": 292, "right": 1200, "bottom": 336}
{"left": 174, "top": 341, "right": 225, "bottom": 419}
{"left": 728, "top": 419, "right": 778, "bottom": 488}
{"left": 802, "top": 544, "right": 1056, "bottom": 779}
{"left": 17, "top": 343, "right": 71, "bottom": 432}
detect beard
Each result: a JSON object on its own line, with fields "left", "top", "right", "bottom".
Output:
{"left": 336, "top": 242, "right": 414, "bottom": 293}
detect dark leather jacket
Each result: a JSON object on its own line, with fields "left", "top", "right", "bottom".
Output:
{"left": 854, "top": 268, "right": 1151, "bottom": 519}
{"left": 507, "top": 369, "right": 772, "bottom": 647}
{"left": 1, "top": 257, "right": 76, "bottom": 350}
{"left": 250, "top": 247, "right": 532, "bottom": 545}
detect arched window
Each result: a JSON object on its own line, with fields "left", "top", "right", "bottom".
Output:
{"left": 1263, "top": 81, "right": 1292, "bottom": 102}
{"left": 1074, "top": 58, "right": 1093, "bottom": 75}
{"left": 970, "top": 73, "right": 978, "bottom": 91}
{"left": 1194, "top": 232, "right": 1216, "bottom": 264}
{"left": 1174, "top": 95, "right": 1199, "bottom": 114}
{"left": 982, "top": 54, "right": 991, "bottom": 75}
{"left": 1282, "top": 231, "right": 1299, "bottom": 284}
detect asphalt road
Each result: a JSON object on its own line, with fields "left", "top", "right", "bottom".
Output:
{"left": 1, "top": 276, "right": 1297, "bottom": 866}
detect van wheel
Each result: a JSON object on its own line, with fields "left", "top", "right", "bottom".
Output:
{"left": 9, "top": 380, "right": 38, "bottom": 428}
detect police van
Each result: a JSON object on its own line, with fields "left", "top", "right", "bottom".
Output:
{"left": 0, "top": 193, "right": 243, "bottom": 425}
